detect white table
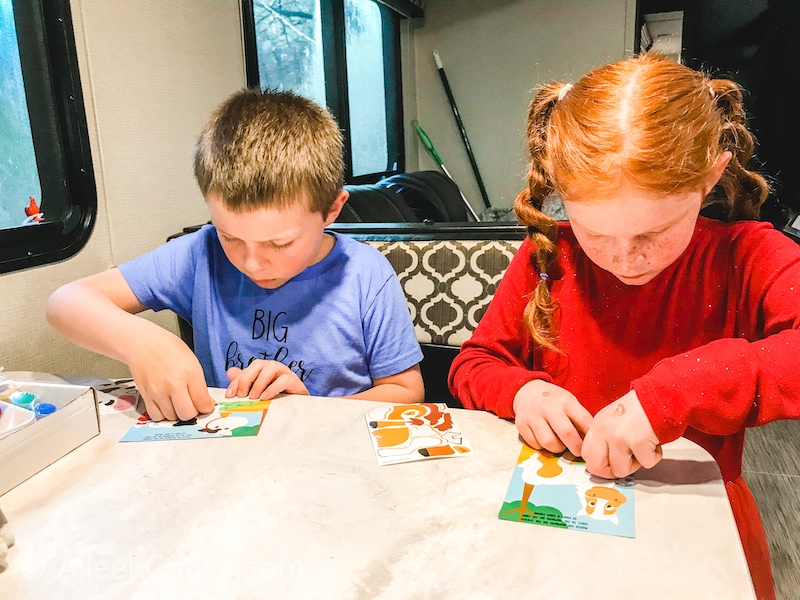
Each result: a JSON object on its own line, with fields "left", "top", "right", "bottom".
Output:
{"left": 0, "top": 388, "right": 756, "bottom": 599}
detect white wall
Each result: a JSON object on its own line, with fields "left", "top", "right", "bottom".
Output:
{"left": 408, "top": 0, "right": 636, "bottom": 214}
{"left": 0, "top": 0, "right": 635, "bottom": 378}
{"left": 0, "top": 0, "right": 245, "bottom": 378}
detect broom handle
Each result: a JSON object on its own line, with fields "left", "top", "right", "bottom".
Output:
{"left": 434, "top": 50, "right": 491, "bottom": 209}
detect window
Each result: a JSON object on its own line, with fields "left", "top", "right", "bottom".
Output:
{"left": 243, "top": 0, "right": 420, "bottom": 183}
{"left": 0, "top": 0, "right": 96, "bottom": 274}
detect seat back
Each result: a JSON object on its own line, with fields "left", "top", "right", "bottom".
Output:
{"left": 333, "top": 223, "right": 526, "bottom": 406}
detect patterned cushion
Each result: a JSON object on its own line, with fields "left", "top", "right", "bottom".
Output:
{"left": 367, "top": 240, "right": 522, "bottom": 346}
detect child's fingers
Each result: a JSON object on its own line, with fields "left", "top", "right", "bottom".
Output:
{"left": 631, "top": 438, "right": 663, "bottom": 470}
{"left": 260, "top": 372, "right": 297, "bottom": 399}
{"left": 187, "top": 377, "right": 215, "bottom": 415}
{"left": 548, "top": 410, "right": 585, "bottom": 457}
{"left": 531, "top": 419, "right": 567, "bottom": 454}
{"left": 250, "top": 364, "right": 285, "bottom": 398}
{"left": 515, "top": 422, "right": 542, "bottom": 450}
{"left": 225, "top": 367, "right": 243, "bottom": 397}
{"left": 582, "top": 430, "right": 614, "bottom": 478}
{"left": 606, "top": 441, "right": 638, "bottom": 479}
{"left": 152, "top": 394, "right": 178, "bottom": 422}
{"left": 172, "top": 387, "right": 200, "bottom": 422}
{"left": 566, "top": 402, "right": 593, "bottom": 437}
{"left": 226, "top": 363, "right": 265, "bottom": 398}
{"left": 143, "top": 396, "right": 165, "bottom": 422}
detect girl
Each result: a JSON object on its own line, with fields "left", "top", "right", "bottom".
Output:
{"left": 449, "top": 54, "right": 800, "bottom": 600}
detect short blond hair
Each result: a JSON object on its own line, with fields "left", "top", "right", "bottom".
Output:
{"left": 194, "top": 88, "right": 344, "bottom": 215}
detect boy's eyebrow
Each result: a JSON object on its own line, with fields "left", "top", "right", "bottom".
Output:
{"left": 214, "top": 226, "right": 298, "bottom": 244}
{"left": 213, "top": 226, "right": 239, "bottom": 240}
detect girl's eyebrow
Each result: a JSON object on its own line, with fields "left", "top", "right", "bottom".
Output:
{"left": 582, "top": 212, "right": 687, "bottom": 238}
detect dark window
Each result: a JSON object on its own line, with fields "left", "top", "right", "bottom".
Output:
{"left": 243, "top": 0, "right": 419, "bottom": 183}
{"left": 0, "top": 0, "right": 97, "bottom": 273}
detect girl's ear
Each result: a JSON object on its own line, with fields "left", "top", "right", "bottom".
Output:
{"left": 323, "top": 190, "right": 349, "bottom": 226}
{"left": 705, "top": 151, "right": 733, "bottom": 193}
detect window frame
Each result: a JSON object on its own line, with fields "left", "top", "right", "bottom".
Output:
{"left": 0, "top": 0, "right": 97, "bottom": 274}
{"left": 241, "top": 0, "right": 406, "bottom": 185}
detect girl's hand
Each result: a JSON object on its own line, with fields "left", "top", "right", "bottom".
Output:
{"left": 582, "top": 389, "right": 663, "bottom": 479}
{"left": 513, "top": 379, "right": 593, "bottom": 457}
{"left": 226, "top": 360, "right": 309, "bottom": 400}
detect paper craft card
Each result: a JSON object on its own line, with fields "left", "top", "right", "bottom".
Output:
{"left": 499, "top": 444, "right": 635, "bottom": 538}
{"left": 120, "top": 399, "right": 271, "bottom": 442}
{"left": 365, "top": 403, "right": 472, "bottom": 466}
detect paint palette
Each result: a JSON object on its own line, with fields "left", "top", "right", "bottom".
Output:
{"left": 0, "top": 400, "right": 35, "bottom": 441}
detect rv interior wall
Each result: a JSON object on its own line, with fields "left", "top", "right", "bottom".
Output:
{"left": 1, "top": 0, "right": 635, "bottom": 378}
{"left": 0, "top": 0, "right": 244, "bottom": 378}
{"left": 409, "top": 0, "right": 637, "bottom": 212}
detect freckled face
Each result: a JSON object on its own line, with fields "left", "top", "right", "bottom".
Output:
{"left": 207, "top": 193, "right": 344, "bottom": 289}
{"left": 562, "top": 184, "right": 704, "bottom": 286}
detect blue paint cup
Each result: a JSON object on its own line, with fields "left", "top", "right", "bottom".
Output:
{"left": 33, "top": 402, "right": 56, "bottom": 419}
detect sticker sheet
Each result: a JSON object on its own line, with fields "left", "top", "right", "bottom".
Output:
{"left": 365, "top": 403, "right": 472, "bottom": 466}
{"left": 94, "top": 379, "right": 141, "bottom": 415}
{"left": 120, "top": 399, "right": 271, "bottom": 442}
{"left": 499, "top": 444, "right": 635, "bottom": 538}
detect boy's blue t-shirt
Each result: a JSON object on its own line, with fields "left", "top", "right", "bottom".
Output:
{"left": 117, "top": 226, "right": 422, "bottom": 396}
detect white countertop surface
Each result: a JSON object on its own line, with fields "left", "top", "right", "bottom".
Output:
{"left": 0, "top": 382, "right": 755, "bottom": 599}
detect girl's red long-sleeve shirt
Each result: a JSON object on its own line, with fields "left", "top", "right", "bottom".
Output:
{"left": 449, "top": 217, "right": 800, "bottom": 482}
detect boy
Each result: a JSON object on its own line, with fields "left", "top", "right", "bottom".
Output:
{"left": 46, "top": 89, "right": 424, "bottom": 421}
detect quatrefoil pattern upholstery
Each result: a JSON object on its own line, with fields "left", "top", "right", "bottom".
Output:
{"left": 366, "top": 240, "right": 522, "bottom": 345}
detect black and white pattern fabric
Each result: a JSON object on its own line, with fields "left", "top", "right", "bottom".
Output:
{"left": 367, "top": 240, "right": 522, "bottom": 345}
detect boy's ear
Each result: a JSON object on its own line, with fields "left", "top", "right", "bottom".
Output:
{"left": 323, "top": 190, "right": 349, "bottom": 226}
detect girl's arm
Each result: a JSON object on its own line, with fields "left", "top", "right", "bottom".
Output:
{"left": 635, "top": 226, "right": 800, "bottom": 443}
{"left": 448, "top": 240, "right": 553, "bottom": 418}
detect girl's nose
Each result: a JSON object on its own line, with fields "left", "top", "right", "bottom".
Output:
{"left": 612, "top": 242, "right": 646, "bottom": 269}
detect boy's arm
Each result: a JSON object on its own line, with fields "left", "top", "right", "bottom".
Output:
{"left": 345, "top": 364, "right": 424, "bottom": 404}
{"left": 46, "top": 269, "right": 215, "bottom": 420}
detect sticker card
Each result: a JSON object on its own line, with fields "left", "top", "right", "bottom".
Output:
{"left": 120, "top": 399, "right": 271, "bottom": 442}
{"left": 499, "top": 444, "right": 635, "bottom": 538}
{"left": 365, "top": 403, "right": 472, "bottom": 466}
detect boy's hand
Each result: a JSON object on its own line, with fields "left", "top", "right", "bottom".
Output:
{"left": 127, "top": 331, "right": 215, "bottom": 422}
{"left": 581, "top": 389, "right": 663, "bottom": 479}
{"left": 226, "top": 360, "right": 309, "bottom": 400}
{"left": 513, "top": 379, "right": 593, "bottom": 457}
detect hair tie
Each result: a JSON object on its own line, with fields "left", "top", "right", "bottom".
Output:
{"left": 557, "top": 83, "right": 573, "bottom": 101}
{"left": 539, "top": 272, "right": 549, "bottom": 281}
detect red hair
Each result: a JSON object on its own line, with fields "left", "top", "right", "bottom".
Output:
{"left": 514, "top": 54, "right": 769, "bottom": 350}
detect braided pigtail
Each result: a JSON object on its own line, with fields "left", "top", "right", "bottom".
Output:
{"left": 706, "top": 79, "right": 769, "bottom": 221}
{"left": 513, "top": 83, "right": 565, "bottom": 352}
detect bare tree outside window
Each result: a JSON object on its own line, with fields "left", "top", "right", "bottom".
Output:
{"left": 252, "top": 0, "right": 326, "bottom": 105}
{"left": 250, "top": 0, "right": 398, "bottom": 180}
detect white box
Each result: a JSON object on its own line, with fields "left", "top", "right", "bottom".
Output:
{"left": 0, "top": 378, "right": 99, "bottom": 496}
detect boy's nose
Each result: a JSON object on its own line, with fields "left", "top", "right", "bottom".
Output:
{"left": 242, "top": 248, "right": 270, "bottom": 273}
